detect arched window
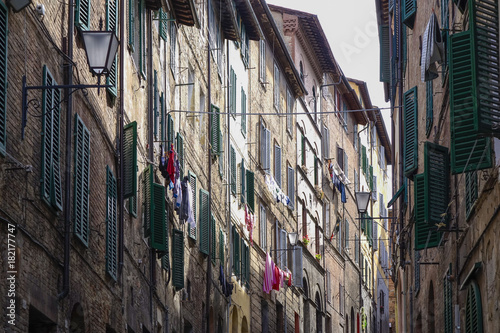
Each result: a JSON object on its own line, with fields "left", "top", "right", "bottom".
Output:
{"left": 465, "top": 280, "right": 483, "bottom": 333}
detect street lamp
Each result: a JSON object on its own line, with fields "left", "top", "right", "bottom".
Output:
{"left": 355, "top": 191, "right": 371, "bottom": 214}
{"left": 21, "top": 30, "right": 119, "bottom": 138}
{"left": 288, "top": 232, "right": 298, "bottom": 247}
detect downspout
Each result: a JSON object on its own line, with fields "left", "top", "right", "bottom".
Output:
{"left": 119, "top": 0, "right": 125, "bottom": 280}
{"left": 225, "top": 37, "right": 232, "bottom": 333}
{"left": 58, "top": 0, "right": 75, "bottom": 300}
{"left": 147, "top": 9, "right": 155, "bottom": 329}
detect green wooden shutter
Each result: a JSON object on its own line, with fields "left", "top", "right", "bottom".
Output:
{"left": 471, "top": 0, "right": 500, "bottom": 134}
{"left": 211, "top": 215, "right": 216, "bottom": 264}
{"left": 231, "top": 145, "right": 236, "bottom": 195}
{"left": 211, "top": 105, "right": 221, "bottom": 155}
{"left": 232, "top": 226, "right": 240, "bottom": 277}
{"left": 414, "top": 174, "right": 441, "bottom": 250}
{"left": 139, "top": 0, "right": 145, "bottom": 77}
{"left": 465, "top": 171, "right": 478, "bottom": 218}
{"left": 362, "top": 145, "right": 367, "bottom": 175}
{"left": 301, "top": 134, "right": 305, "bottom": 166}
{"left": 199, "top": 189, "right": 210, "bottom": 254}
{"left": 150, "top": 183, "right": 166, "bottom": 251}
{"left": 367, "top": 215, "right": 373, "bottom": 247}
{"left": 167, "top": 114, "right": 174, "bottom": 148}
{"left": 176, "top": 133, "right": 184, "bottom": 178}
{"left": 219, "top": 228, "right": 224, "bottom": 263}
{"left": 129, "top": 194, "right": 137, "bottom": 217}
{"left": 241, "top": 88, "right": 246, "bottom": 135}
{"left": 444, "top": 265, "right": 453, "bottom": 333}
{"left": 402, "top": 0, "right": 416, "bottom": 29}
{"left": 426, "top": 81, "right": 433, "bottom": 137}
{"left": 106, "top": 0, "right": 118, "bottom": 96}
{"left": 161, "top": 208, "right": 170, "bottom": 269}
{"left": 172, "top": 229, "right": 184, "bottom": 290}
{"left": 449, "top": 30, "right": 492, "bottom": 174}
{"left": 74, "top": 114, "right": 91, "bottom": 247}
{"left": 242, "top": 241, "right": 249, "bottom": 287}
{"left": 75, "top": 0, "right": 91, "bottom": 30}
{"left": 160, "top": 93, "right": 165, "bottom": 141}
{"left": 424, "top": 142, "right": 449, "bottom": 226}
{"left": 404, "top": 87, "right": 418, "bottom": 178}
{"left": 153, "top": 70, "right": 158, "bottom": 138}
{"left": 106, "top": 166, "right": 118, "bottom": 280}
{"left": 402, "top": 25, "right": 408, "bottom": 76}
{"left": 275, "top": 145, "right": 282, "bottom": 188}
{"left": 128, "top": 0, "right": 135, "bottom": 50}
{"left": 465, "top": 281, "right": 483, "bottom": 333}
{"left": 379, "top": 25, "right": 390, "bottom": 82}
{"left": 369, "top": 165, "right": 374, "bottom": 191}
{"left": 246, "top": 170, "right": 255, "bottom": 212}
{"left": 288, "top": 166, "right": 295, "bottom": 209}
{"left": 0, "top": 2, "right": 7, "bottom": 156}
{"left": 240, "top": 159, "right": 246, "bottom": 204}
{"left": 314, "top": 156, "right": 318, "bottom": 185}
{"left": 123, "top": 121, "right": 138, "bottom": 199}
{"left": 414, "top": 251, "right": 420, "bottom": 292}
{"left": 188, "top": 171, "right": 197, "bottom": 239}
{"left": 230, "top": 67, "right": 236, "bottom": 115}
{"left": 143, "top": 165, "right": 153, "bottom": 237}
{"left": 159, "top": 9, "right": 168, "bottom": 41}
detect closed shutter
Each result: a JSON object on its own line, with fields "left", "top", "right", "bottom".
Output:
{"left": 379, "top": 25, "right": 390, "bottom": 82}
{"left": 274, "top": 63, "right": 280, "bottom": 110}
{"left": 230, "top": 146, "right": 236, "bottom": 195}
{"left": 199, "top": 189, "right": 210, "bottom": 254}
{"left": 167, "top": 114, "right": 174, "bottom": 148}
{"left": 161, "top": 209, "right": 170, "bottom": 270}
{"left": 211, "top": 215, "right": 216, "bottom": 264}
{"left": 211, "top": 104, "right": 221, "bottom": 155}
{"left": 292, "top": 246, "right": 303, "bottom": 287}
{"left": 138, "top": 0, "right": 145, "bottom": 76}
{"left": 123, "top": 121, "right": 138, "bottom": 199}
{"left": 414, "top": 174, "right": 441, "bottom": 250}
{"left": 404, "top": 87, "right": 418, "bottom": 178}
{"left": 301, "top": 135, "right": 306, "bottom": 166}
{"left": 246, "top": 170, "right": 255, "bottom": 212}
{"left": 188, "top": 171, "right": 197, "bottom": 239}
{"left": 287, "top": 166, "right": 295, "bottom": 209}
{"left": 426, "top": 81, "right": 434, "bottom": 137}
{"left": 241, "top": 88, "right": 247, "bottom": 135}
{"left": 0, "top": 2, "right": 7, "bottom": 156}
{"left": 143, "top": 165, "right": 153, "bottom": 237}
{"left": 369, "top": 166, "right": 374, "bottom": 191}
{"left": 275, "top": 145, "right": 282, "bottom": 188}
{"left": 232, "top": 226, "right": 240, "bottom": 277}
{"left": 373, "top": 221, "right": 378, "bottom": 251}
{"left": 367, "top": 215, "right": 373, "bottom": 247}
{"left": 326, "top": 270, "right": 331, "bottom": 303}
{"left": 465, "top": 171, "right": 478, "bottom": 218}
{"left": 449, "top": 30, "right": 492, "bottom": 173}
{"left": 74, "top": 114, "right": 91, "bottom": 247}
{"left": 259, "top": 40, "right": 266, "bottom": 82}
{"left": 75, "top": 0, "right": 91, "bottom": 30}
{"left": 106, "top": 0, "right": 118, "bottom": 96}
{"left": 241, "top": 241, "right": 250, "bottom": 287}
{"left": 402, "top": 0, "right": 417, "bottom": 29}
{"left": 240, "top": 159, "right": 246, "bottom": 204}
{"left": 465, "top": 281, "right": 483, "bottom": 333}
{"left": 150, "top": 183, "right": 166, "bottom": 251}
{"left": 176, "top": 133, "right": 184, "bottom": 178}
{"left": 424, "top": 142, "right": 449, "bottom": 226}
{"left": 106, "top": 166, "right": 118, "bottom": 280}
{"left": 172, "top": 229, "right": 185, "bottom": 290}
{"left": 159, "top": 9, "right": 168, "bottom": 41}
{"left": 265, "top": 128, "right": 271, "bottom": 173}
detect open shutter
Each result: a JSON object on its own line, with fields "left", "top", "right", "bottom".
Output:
{"left": 246, "top": 170, "right": 255, "bottom": 212}
{"left": 288, "top": 166, "right": 295, "bottom": 209}
{"left": 449, "top": 30, "right": 492, "bottom": 173}
{"left": 292, "top": 246, "right": 303, "bottom": 287}
{"left": 106, "top": 0, "right": 118, "bottom": 96}
{"left": 232, "top": 226, "right": 240, "bottom": 277}
{"left": 275, "top": 145, "right": 282, "bottom": 188}
{"left": 379, "top": 25, "right": 390, "bottom": 82}
{"left": 129, "top": 192, "right": 137, "bottom": 217}
{"left": 211, "top": 105, "right": 221, "bottom": 155}
{"left": 241, "top": 88, "right": 247, "bottom": 135}
{"left": 75, "top": 0, "right": 91, "bottom": 30}
{"left": 244, "top": 241, "right": 250, "bottom": 287}
{"left": 167, "top": 114, "right": 174, "bottom": 148}
{"left": 345, "top": 219, "right": 350, "bottom": 250}
{"left": 150, "top": 183, "right": 166, "bottom": 251}
{"left": 0, "top": 2, "right": 7, "bottom": 156}
{"left": 143, "top": 165, "right": 153, "bottom": 237}
{"left": 465, "top": 171, "right": 478, "bottom": 218}
{"left": 106, "top": 166, "right": 118, "bottom": 280}
{"left": 211, "top": 215, "right": 216, "bottom": 264}
{"left": 402, "top": 0, "right": 417, "bottom": 29}
{"left": 176, "top": 133, "right": 184, "bottom": 178}
{"left": 362, "top": 145, "right": 367, "bottom": 175}
{"left": 199, "top": 189, "right": 210, "bottom": 255}
{"left": 367, "top": 215, "right": 373, "bottom": 247}
{"left": 188, "top": 171, "right": 197, "bottom": 239}
{"left": 161, "top": 208, "right": 170, "bottom": 269}
{"left": 128, "top": 0, "right": 135, "bottom": 49}
{"left": 123, "top": 121, "right": 138, "bottom": 199}
{"left": 280, "top": 228, "right": 287, "bottom": 268}
{"left": 415, "top": 174, "right": 441, "bottom": 250}
{"left": 404, "top": 87, "right": 418, "bottom": 178}
{"left": 230, "top": 145, "right": 236, "bottom": 195}
{"left": 465, "top": 281, "right": 483, "bottom": 333}
{"left": 172, "top": 229, "right": 184, "bottom": 290}
{"left": 424, "top": 142, "right": 449, "bottom": 225}
{"left": 240, "top": 159, "right": 246, "bottom": 204}
{"left": 159, "top": 9, "right": 168, "bottom": 41}
{"left": 74, "top": 114, "right": 91, "bottom": 247}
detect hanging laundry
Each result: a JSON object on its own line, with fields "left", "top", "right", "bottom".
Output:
{"left": 265, "top": 175, "right": 291, "bottom": 208}
{"left": 421, "top": 11, "right": 444, "bottom": 82}
{"left": 179, "top": 177, "right": 195, "bottom": 228}
{"left": 159, "top": 144, "right": 169, "bottom": 179}
{"left": 263, "top": 252, "right": 274, "bottom": 294}
{"left": 219, "top": 263, "right": 226, "bottom": 296}
{"left": 245, "top": 205, "right": 255, "bottom": 246}
{"left": 166, "top": 143, "right": 176, "bottom": 185}
{"left": 272, "top": 264, "right": 281, "bottom": 291}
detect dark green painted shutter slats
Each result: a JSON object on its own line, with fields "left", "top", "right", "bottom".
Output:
{"left": 75, "top": 0, "right": 90, "bottom": 30}
{"left": 231, "top": 145, "right": 236, "bottom": 195}
{"left": 188, "top": 171, "right": 197, "bottom": 239}
{"left": 465, "top": 281, "right": 483, "bottom": 333}
{"left": 232, "top": 226, "right": 240, "bottom": 277}
{"left": 246, "top": 170, "right": 255, "bottom": 212}
{"left": 123, "top": 121, "right": 138, "bottom": 199}
{"left": 0, "top": 2, "right": 7, "bottom": 156}
{"left": 241, "top": 88, "right": 247, "bottom": 135}
{"left": 74, "top": 114, "right": 91, "bottom": 247}
{"left": 379, "top": 25, "right": 390, "bottom": 82}
{"left": 402, "top": 0, "right": 417, "bottom": 29}
{"left": 199, "top": 189, "right": 210, "bottom": 255}
{"left": 211, "top": 215, "right": 216, "bottom": 264}
{"left": 240, "top": 159, "right": 246, "bottom": 204}
{"left": 172, "top": 229, "right": 184, "bottom": 290}
{"left": 424, "top": 142, "right": 449, "bottom": 226}
{"left": 362, "top": 145, "right": 367, "bottom": 175}
{"left": 211, "top": 105, "right": 221, "bottom": 155}
{"left": 471, "top": 0, "right": 500, "bottom": 134}
{"left": 129, "top": 194, "right": 137, "bottom": 217}
{"left": 106, "top": 0, "right": 118, "bottom": 96}
{"left": 143, "top": 165, "right": 153, "bottom": 237}
{"left": 414, "top": 174, "right": 441, "bottom": 250}
{"left": 242, "top": 241, "right": 250, "bottom": 287}
{"left": 167, "top": 114, "right": 174, "bottom": 148}
{"left": 230, "top": 67, "right": 236, "bottom": 115}
{"left": 161, "top": 209, "right": 170, "bottom": 270}
{"left": 150, "top": 183, "right": 166, "bottom": 251}
{"left": 404, "top": 87, "right": 418, "bottom": 178}
{"left": 176, "top": 133, "right": 184, "bottom": 177}
{"left": 426, "top": 81, "right": 433, "bottom": 137}
{"left": 128, "top": 0, "right": 135, "bottom": 49}
{"left": 159, "top": 9, "right": 168, "bottom": 41}
{"left": 449, "top": 29, "right": 492, "bottom": 174}
{"left": 219, "top": 229, "right": 224, "bottom": 263}
{"left": 465, "top": 171, "right": 478, "bottom": 218}
{"left": 106, "top": 166, "right": 118, "bottom": 280}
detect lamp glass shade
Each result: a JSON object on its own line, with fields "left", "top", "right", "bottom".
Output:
{"left": 288, "top": 232, "right": 298, "bottom": 247}
{"left": 355, "top": 191, "right": 371, "bottom": 214}
{"left": 81, "top": 31, "right": 119, "bottom": 76}
{"left": 9, "top": 0, "right": 32, "bottom": 12}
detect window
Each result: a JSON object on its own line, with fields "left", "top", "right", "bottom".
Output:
{"left": 229, "top": 67, "right": 237, "bottom": 115}
{"left": 404, "top": 87, "right": 418, "bottom": 178}
{"left": 241, "top": 88, "right": 247, "bottom": 136}
{"left": 172, "top": 229, "right": 184, "bottom": 289}
{"left": 465, "top": 280, "right": 483, "bottom": 332}
{"left": 219, "top": 228, "right": 225, "bottom": 264}
{"left": 74, "top": 114, "right": 91, "bottom": 246}
{"left": 232, "top": 225, "right": 241, "bottom": 276}
{"left": 260, "top": 122, "right": 271, "bottom": 173}
{"left": 424, "top": 142, "right": 449, "bottom": 225}
{"left": 199, "top": 189, "right": 210, "bottom": 255}
{"left": 143, "top": 164, "right": 166, "bottom": 252}
{"left": 230, "top": 145, "right": 236, "bottom": 195}
{"left": 262, "top": 301, "right": 269, "bottom": 333}
{"left": 0, "top": 1, "right": 6, "bottom": 156}
{"left": 260, "top": 204, "right": 267, "bottom": 250}
{"left": 379, "top": 145, "right": 386, "bottom": 171}
{"left": 128, "top": 0, "right": 136, "bottom": 49}
{"left": 259, "top": 39, "right": 266, "bottom": 83}
{"left": 241, "top": 239, "right": 250, "bottom": 287}
{"left": 292, "top": 245, "right": 303, "bottom": 287}
{"left": 402, "top": 0, "right": 417, "bottom": 29}
{"left": 287, "top": 166, "right": 295, "bottom": 210}
{"left": 246, "top": 169, "right": 255, "bottom": 212}
{"left": 345, "top": 218, "right": 349, "bottom": 251}
{"left": 208, "top": 0, "right": 222, "bottom": 71}
{"left": 161, "top": 205, "right": 170, "bottom": 270}
{"left": 426, "top": 80, "right": 433, "bottom": 137}
{"left": 41, "top": 66, "right": 63, "bottom": 211}
{"left": 240, "top": 23, "right": 249, "bottom": 66}
{"left": 210, "top": 105, "right": 221, "bottom": 156}
{"left": 326, "top": 270, "right": 331, "bottom": 303}
{"left": 138, "top": 0, "right": 146, "bottom": 77}
{"left": 372, "top": 176, "right": 377, "bottom": 201}
{"left": 414, "top": 174, "right": 441, "bottom": 250}
{"left": 440, "top": 0, "right": 449, "bottom": 83}
{"left": 278, "top": 227, "right": 287, "bottom": 268}
{"left": 123, "top": 121, "right": 138, "bottom": 199}
{"left": 312, "top": 86, "right": 317, "bottom": 122}
{"left": 159, "top": 9, "right": 168, "bottom": 41}
{"left": 353, "top": 124, "right": 358, "bottom": 151}
{"left": 379, "top": 25, "right": 390, "bottom": 82}
{"left": 337, "top": 146, "right": 344, "bottom": 172}
{"left": 273, "top": 62, "right": 280, "bottom": 111}
{"left": 106, "top": 0, "right": 118, "bottom": 96}
{"left": 75, "top": 0, "right": 91, "bottom": 30}
{"left": 354, "top": 169, "right": 359, "bottom": 192}
{"left": 286, "top": 89, "right": 293, "bottom": 134}
{"left": 324, "top": 203, "right": 330, "bottom": 238}
{"left": 106, "top": 166, "right": 118, "bottom": 280}
{"left": 355, "top": 234, "right": 359, "bottom": 264}
{"left": 322, "top": 125, "right": 330, "bottom": 159}
{"left": 176, "top": 133, "right": 184, "bottom": 178}
{"left": 240, "top": 158, "right": 246, "bottom": 204}
{"left": 274, "top": 144, "right": 282, "bottom": 188}
{"left": 169, "top": 20, "right": 177, "bottom": 76}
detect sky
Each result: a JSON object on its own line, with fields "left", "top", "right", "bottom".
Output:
{"left": 268, "top": 0, "right": 391, "bottom": 135}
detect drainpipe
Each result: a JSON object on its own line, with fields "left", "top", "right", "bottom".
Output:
{"left": 225, "top": 37, "right": 232, "bottom": 333}
{"left": 118, "top": 0, "right": 125, "bottom": 281}
{"left": 58, "top": 0, "right": 75, "bottom": 301}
